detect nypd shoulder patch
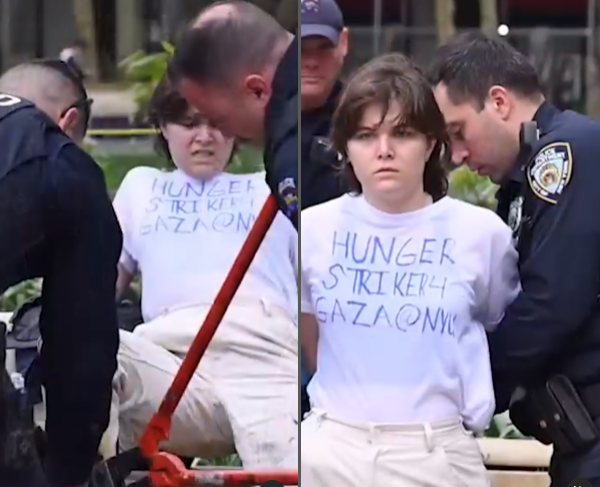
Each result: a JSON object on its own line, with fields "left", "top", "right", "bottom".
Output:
{"left": 277, "top": 177, "right": 298, "bottom": 218}
{"left": 526, "top": 142, "right": 573, "bottom": 204}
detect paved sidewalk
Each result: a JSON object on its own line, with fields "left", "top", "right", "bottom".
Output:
{"left": 89, "top": 88, "right": 137, "bottom": 119}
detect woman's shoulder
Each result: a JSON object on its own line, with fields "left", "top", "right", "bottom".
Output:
{"left": 229, "top": 170, "right": 267, "bottom": 183}
{"left": 443, "top": 197, "right": 506, "bottom": 226}
{"left": 114, "top": 166, "right": 167, "bottom": 202}
{"left": 223, "top": 171, "right": 270, "bottom": 192}
{"left": 443, "top": 197, "right": 512, "bottom": 246}
{"left": 301, "top": 195, "right": 347, "bottom": 223}
{"left": 120, "top": 165, "right": 167, "bottom": 187}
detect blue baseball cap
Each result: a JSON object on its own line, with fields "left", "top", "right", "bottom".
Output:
{"left": 300, "top": 0, "right": 344, "bottom": 45}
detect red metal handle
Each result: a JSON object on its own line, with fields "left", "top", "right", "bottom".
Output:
{"left": 139, "top": 195, "right": 280, "bottom": 456}
{"left": 148, "top": 452, "right": 297, "bottom": 486}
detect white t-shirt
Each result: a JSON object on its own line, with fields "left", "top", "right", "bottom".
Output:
{"left": 300, "top": 194, "right": 520, "bottom": 432}
{"left": 113, "top": 167, "right": 298, "bottom": 323}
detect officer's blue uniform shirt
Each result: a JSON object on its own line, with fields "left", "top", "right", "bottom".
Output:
{"left": 301, "top": 82, "right": 345, "bottom": 211}
{"left": 0, "top": 94, "right": 122, "bottom": 486}
{"left": 496, "top": 161, "right": 525, "bottom": 225}
{"left": 300, "top": 0, "right": 345, "bottom": 211}
{"left": 490, "top": 101, "right": 600, "bottom": 412}
{"left": 265, "top": 36, "right": 298, "bottom": 228}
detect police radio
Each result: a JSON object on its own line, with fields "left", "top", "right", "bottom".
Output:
{"left": 310, "top": 137, "right": 341, "bottom": 167}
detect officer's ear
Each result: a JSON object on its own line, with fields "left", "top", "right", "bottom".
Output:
{"left": 337, "top": 28, "right": 349, "bottom": 58}
{"left": 57, "top": 106, "right": 81, "bottom": 140}
{"left": 243, "top": 75, "right": 271, "bottom": 105}
{"left": 487, "top": 85, "right": 512, "bottom": 121}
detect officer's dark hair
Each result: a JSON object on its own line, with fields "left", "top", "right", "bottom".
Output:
{"left": 331, "top": 53, "right": 449, "bottom": 200}
{"left": 147, "top": 73, "right": 236, "bottom": 165}
{"left": 426, "top": 32, "right": 543, "bottom": 109}
{"left": 170, "top": 0, "right": 289, "bottom": 85}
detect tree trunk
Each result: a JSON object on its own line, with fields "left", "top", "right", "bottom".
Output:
{"left": 479, "top": 0, "right": 498, "bottom": 36}
{"left": 72, "top": 0, "right": 98, "bottom": 80}
{"left": 435, "top": 0, "right": 455, "bottom": 45}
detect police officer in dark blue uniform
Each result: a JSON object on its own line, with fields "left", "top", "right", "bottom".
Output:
{"left": 172, "top": 0, "right": 300, "bottom": 228}
{"left": 0, "top": 59, "right": 121, "bottom": 487}
{"left": 300, "top": 0, "right": 346, "bottom": 210}
{"left": 428, "top": 32, "right": 600, "bottom": 486}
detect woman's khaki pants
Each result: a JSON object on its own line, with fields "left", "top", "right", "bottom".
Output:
{"left": 103, "top": 300, "right": 298, "bottom": 469}
{"left": 301, "top": 410, "right": 490, "bottom": 487}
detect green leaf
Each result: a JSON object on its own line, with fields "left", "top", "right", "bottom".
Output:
{"left": 485, "top": 412, "right": 529, "bottom": 440}
{"left": 122, "top": 52, "right": 170, "bottom": 81}
{"left": 448, "top": 166, "right": 499, "bottom": 210}
{"left": 119, "top": 44, "right": 174, "bottom": 118}
{"left": 161, "top": 41, "right": 175, "bottom": 56}
{"left": 118, "top": 50, "right": 145, "bottom": 70}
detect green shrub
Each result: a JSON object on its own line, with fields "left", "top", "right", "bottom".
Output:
{"left": 119, "top": 41, "right": 174, "bottom": 122}
{"left": 448, "top": 166, "right": 498, "bottom": 210}
{"left": 0, "top": 280, "right": 42, "bottom": 312}
{"left": 485, "top": 412, "right": 527, "bottom": 439}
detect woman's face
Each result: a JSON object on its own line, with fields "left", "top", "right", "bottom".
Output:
{"left": 161, "top": 108, "right": 235, "bottom": 180}
{"left": 347, "top": 100, "right": 434, "bottom": 202}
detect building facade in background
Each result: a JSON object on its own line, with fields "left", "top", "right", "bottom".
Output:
{"left": 0, "top": 0, "right": 297, "bottom": 79}
{"left": 340, "top": 0, "right": 595, "bottom": 112}
{"left": 0, "top": 0, "right": 597, "bottom": 111}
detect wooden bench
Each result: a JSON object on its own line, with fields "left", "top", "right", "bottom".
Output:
{"left": 479, "top": 438, "right": 551, "bottom": 486}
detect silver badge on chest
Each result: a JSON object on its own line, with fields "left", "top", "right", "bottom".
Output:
{"left": 508, "top": 196, "right": 524, "bottom": 242}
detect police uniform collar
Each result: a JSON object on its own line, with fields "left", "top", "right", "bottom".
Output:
{"left": 506, "top": 164, "right": 525, "bottom": 184}
{"left": 303, "top": 80, "right": 342, "bottom": 117}
{"left": 503, "top": 101, "right": 559, "bottom": 185}
{"left": 532, "top": 100, "right": 561, "bottom": 136}
{"left": 272, "top": 36, "right": 298, "bottom": 100}
{"left": 324, "top": 80, "right": 342, "bottom": 112}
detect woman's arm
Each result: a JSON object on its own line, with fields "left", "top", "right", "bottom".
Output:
{"left": 115, "top": 263, "right": 134, "bottom": 301}
{"left": 483, "top": 220, "right": 521, "bottom": 331}
{"left": 299, "top": 245, "right": 319, "bottom": 374}
{"left": 301, "top": 312, "right": 319, "bottom": 374}
{"left": 112, "top": 170, "right": 139, "bottom": 300}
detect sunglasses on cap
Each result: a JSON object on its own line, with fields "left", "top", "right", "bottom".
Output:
{"left": 31, "top": 58, "right": 94, "bottom": 138}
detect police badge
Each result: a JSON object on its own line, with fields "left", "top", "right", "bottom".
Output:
{"left": 508, "top": 196, "right": 524, "bottom": 242}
